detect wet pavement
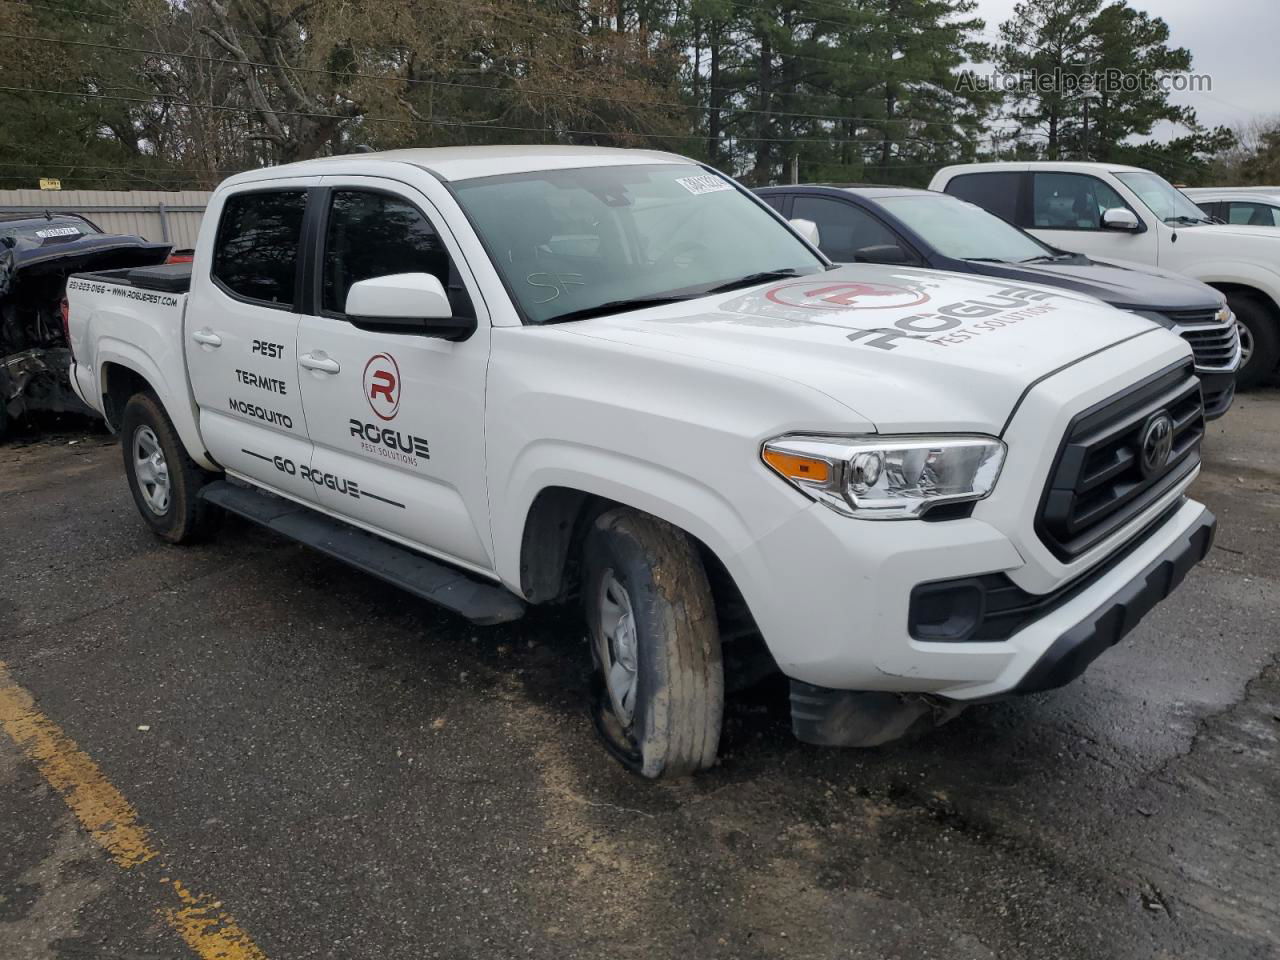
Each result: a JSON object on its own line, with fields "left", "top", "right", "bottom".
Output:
{"left": 1, "top": 394, "right": 1278, "bottom": 960}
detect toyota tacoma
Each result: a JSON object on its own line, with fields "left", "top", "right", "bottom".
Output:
{"left": 66, "top": 147, "right": 1216, "bottom": 777}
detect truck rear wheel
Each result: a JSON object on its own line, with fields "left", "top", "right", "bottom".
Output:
{"left": 1229, "top": 295, "right": 1279, "bottom": 390}
{"left": 121, "top": 392, "right": 220, "bottom": 544}
{"left": 583, "top": 507, "right": 723, "bottom": 779}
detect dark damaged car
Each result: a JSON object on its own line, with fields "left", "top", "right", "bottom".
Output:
{"left": 0, "top": 213, "right": 170, "bottom": 439}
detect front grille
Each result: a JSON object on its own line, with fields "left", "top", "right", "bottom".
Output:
{"left": 1037, "top": 361, "right": 1203, "bottom": 562}
{"left": 1161, "top": 310, "right": 1240, "bottom": 372}
{"left": 1164, "top": 308, "right": 1218, "bottom": 324}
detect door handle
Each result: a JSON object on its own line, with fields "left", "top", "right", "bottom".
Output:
{"left": 299, "top": 352, "right": 341, "bottom": 374}
{"left": 191, "top": 329, "right": 222, "bottom": 348}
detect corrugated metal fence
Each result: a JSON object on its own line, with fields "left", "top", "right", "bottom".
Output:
{"left": 0, "top": 190, "right": 211, "bottom": 250}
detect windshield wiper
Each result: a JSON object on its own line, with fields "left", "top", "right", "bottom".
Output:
{"left": 1165, "top": 215, "right": 1213, "bottom": 226}
{"left": 541, "top": 294, "right": 699, "bottom": 325}
{"left": 541, "top": 269, "right": 810, "bottom": 324}
{"left": 962, "top": 257, "right": 1010, "bottom": 263}
{"left": 1019, "top": 253, "right": 1075, "bottom": 264}
{"left": 704, "top": 268, "right": 803, "bottom": 294}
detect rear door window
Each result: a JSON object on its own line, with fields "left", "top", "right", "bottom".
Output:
{"left": 212, "top": 191, "right": 307, "bottom": 308}
{"left": 943, "top": 172, "right": 1023, "bottom": 224}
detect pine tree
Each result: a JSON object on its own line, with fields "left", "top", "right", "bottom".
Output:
{"left": 995, "top": 0, "right": 1235, "bottom": 179}
{"left": 996, "top": 0, "right": 1102, "bottom": 159}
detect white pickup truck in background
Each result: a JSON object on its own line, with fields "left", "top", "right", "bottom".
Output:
{"left": 66, "top": 146, "right": 1215, "bottom": 778}
{"left": 931, "top": 161, "right": 1280, "bottom": 390}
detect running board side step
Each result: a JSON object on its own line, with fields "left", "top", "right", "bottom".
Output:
{"left": 199, "top": 480, "right": 526, "bottom": 625}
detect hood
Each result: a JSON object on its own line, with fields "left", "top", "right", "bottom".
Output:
{"left": 960, "top": 256, "right": 1220, "bottom": 313}
{"left": 0, "top": 235, "right": 172, "bottom": 299}
{"left": 1158, "top": 224, "right": 1280, "bottom": 277}
{"left": 559, "top": 264, "right": 1168, "bottom": 433}
{"left": 1175, "top": 223, "right": 1280, "bottom": 242}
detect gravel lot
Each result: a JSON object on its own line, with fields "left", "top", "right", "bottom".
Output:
{"left": 2, "top": 391, "right": 1278, "bottom": 960}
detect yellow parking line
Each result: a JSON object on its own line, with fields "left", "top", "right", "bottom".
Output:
{"left": 0, "top": 660, "right": 268, "bottom": 960}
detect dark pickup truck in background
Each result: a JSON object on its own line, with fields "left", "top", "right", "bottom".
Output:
{"left": 0, "top": 212, "right": 170, "bottom": 440}
{"left": 757, "top": 184, "right": 1242, "bottom": 419}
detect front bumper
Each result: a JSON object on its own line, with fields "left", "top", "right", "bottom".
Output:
{"left": 1013, "top": 506, "right": 1214, "bottom": 693}
{"left": 1199, "top": 370, "right": 1236, "bottom": 420}
{"left": 785, "top": 506, "right": 1214, "bottom": 745}
{"left": 741, "top": 492, "right": 1211, "bottom": 697}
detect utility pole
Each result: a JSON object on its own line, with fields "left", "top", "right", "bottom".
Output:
{"left": 790, "top": 154, "right": 799, "bottom": 184}
{"left": 1079, "top": 55, "right": 1100, "bottom": 161}
{"left": 1083, "top": 93, "right": 1090, "bottom": 160}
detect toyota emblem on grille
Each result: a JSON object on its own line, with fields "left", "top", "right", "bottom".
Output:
{"left": 1139, "top": 411, "right": 1175, "bottom": 478}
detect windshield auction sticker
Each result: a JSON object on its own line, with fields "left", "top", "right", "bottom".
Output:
{"left": 675, "top": 174, "right": 733, "bottom": 196}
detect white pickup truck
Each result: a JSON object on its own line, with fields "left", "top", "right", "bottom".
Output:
{"left": 67, "top": 146, "right": 1215, "bottom": 778}
{"left": 931, "top": 161, "right": 1280, "bottom": 389}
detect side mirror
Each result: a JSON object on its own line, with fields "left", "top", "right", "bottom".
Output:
{"left": 344, "top": 272, "right": 475, "bottom": 341}
{"left": 853, "top": 243, "right": 911, "bottom": 264}
{"left": 1101, "top": 207, "right": 1141, "bottom": 232}
{"left": 789, "top": 218, "right": 822, "bottom": 247}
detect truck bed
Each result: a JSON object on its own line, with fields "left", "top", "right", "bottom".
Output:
{"left": 65, "top": 260, "right": 201, "bottom": 462}
{"left": 77, "top": 262, "right": 192, "bottom": 294}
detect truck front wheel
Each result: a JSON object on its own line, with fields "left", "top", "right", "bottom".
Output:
{"left": 120, "top": 392, "right": 220, "bottom": 544}
{"left": 1229, "top": 295, "right": 1279, "bottom": 390}
{"left": 583, "top": 508, "right": 723, "bottom": 779}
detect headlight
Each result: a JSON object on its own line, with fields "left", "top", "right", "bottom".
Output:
{"left": 762, "top": 435, "right": 1006, "bottom": 519}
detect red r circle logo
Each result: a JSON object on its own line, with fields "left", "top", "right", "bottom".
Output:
{"left": 765, "top": 281, "right": 929, "bottom": 310}
{"left": 363, "top": 353, "right": 401, "bottom": 421}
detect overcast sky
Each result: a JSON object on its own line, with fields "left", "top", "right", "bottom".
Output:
{"left": 968, "top": 0, "right": 1280, "bottom": 135}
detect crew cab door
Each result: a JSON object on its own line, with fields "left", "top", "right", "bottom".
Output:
{"left": 184, "top": 182, "right": 319, "bottom": 504}
{"left": 1024, "top": 171, "right": 1159, "bottom": 263}
{"left": 294, "top": 180, "right": 495, "bottom": 571}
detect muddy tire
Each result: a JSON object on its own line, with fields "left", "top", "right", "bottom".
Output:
{"left": 1229, "top": 295, "right": 1279, "bottom": 390}
{"left": 121, "top": 392, "right": 220, "bottom": 544}
{"left": 583, "top": 507, "right": 723, "bottom": 779}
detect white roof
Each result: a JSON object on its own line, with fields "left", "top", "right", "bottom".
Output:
{"left": 231, "top": 145, "right": 691, "bottom": 185}
{"left": 936, "top": 160, "right": 1151, "bottom": 176}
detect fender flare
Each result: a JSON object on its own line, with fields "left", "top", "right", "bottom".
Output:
{"left": 495, "top": 440, "right": 783, "bottom": 607}
{"left": 1189, "top": 263, "right": 1280, "bottom": 311}
{"left": 97, "top": 341, "right": 216, "bottom": 471}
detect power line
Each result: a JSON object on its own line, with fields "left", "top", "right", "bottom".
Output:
{"left": 0, "top": 0, "right": 998, "bottom": 103}
{"left": 6, "top": 0, "right": 986, "bottom": 56}
{"left": 0, "top": 84, "right": 989, "bottom": 148}
{"left": 0, "top": 30, "right": 991, "bottom": 132}
{"left": 0, "top": 160, "right": 239, "bottom": 174}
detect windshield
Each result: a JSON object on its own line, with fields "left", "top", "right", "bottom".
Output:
{"left": 875, "top": 194, "right": 1054, "bottom": 262}
{"left": 1114, "top": 171, "right": 1211, "bottom": 225}
{"left": 451, "top": 163, "right": 825, "bottom": 324}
